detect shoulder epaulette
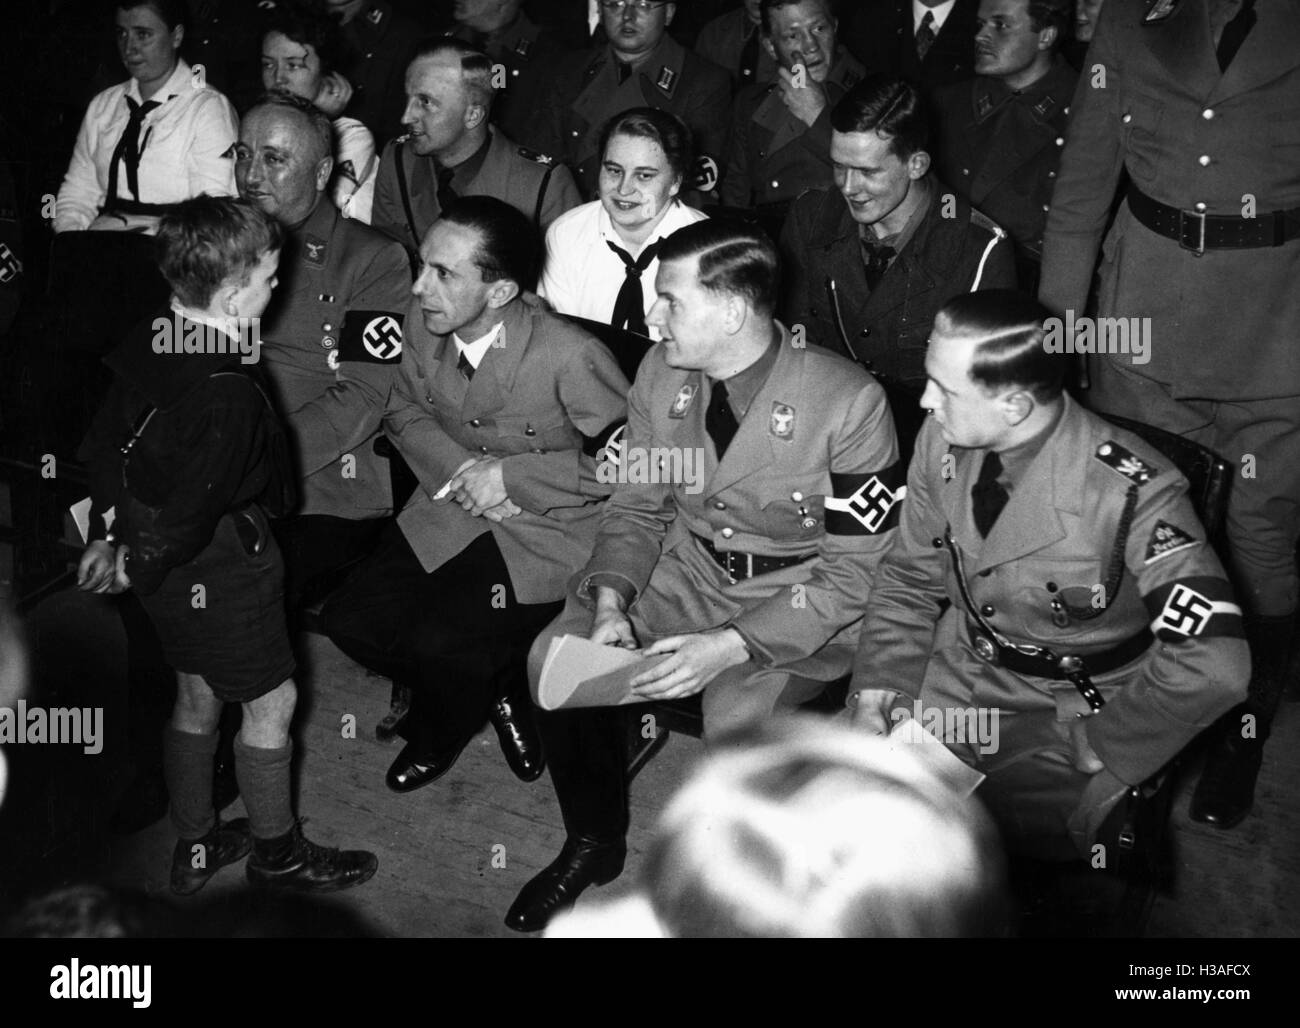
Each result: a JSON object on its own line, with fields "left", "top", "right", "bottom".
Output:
{"left": 518, "top": 147, "right": 555, "bottom": 166}
{"left": 968, "top": 207, "right": 1007, "bottom": 239}
{"left": 1095, "top": 440, "right": 1159, "bottom": 485}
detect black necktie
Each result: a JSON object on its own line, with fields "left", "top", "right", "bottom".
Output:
{"left": 106, "top": 96, "right": 161, "bottom": 203}
{"left": 1216, "top": 0, "right": 1257, "bottom": 71}
{"left": 607, "top": 240, "right": 659, "bottom": 337}
{"left": 972, "top": 451, "right": 1008, "bottom": 537}
{"left": 457, "top": 350, "right": 475, "bottom": 381}
{"left": 916, "top": 10, "right": 936, "bottom": 62}
{"left": 862, "top": 241, "right": 896, "bottom": 291}
{"left": 616, "top": 60, "right": 633, "bottom": 85}
{"left": 435, "top": 164, "right": 458, "bottom": 213}
{"left": 739, "top": 25, "right": 761, "bottom": 81}
{"left": 705, "top": 380, "right": 739, "bottom": 460}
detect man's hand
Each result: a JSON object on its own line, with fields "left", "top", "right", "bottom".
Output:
{"left": 1069, "top": 716, "right": 1105, "bottom": 774}
{"left": 630, "top": 628, "right": 750, "bottom": 701}
{"left": 314, "top": 71, "right": 354, "bottom": 118}
{"left": 77, "top": 540, "right": 117, "bottom": 593}
{"left": 449, "top": 457, "right": 510, "bottom": 515}
{"left": 848, "top": 687, "right": 904, "bottom": 736}
{"left": 590, "top": 586, "right": 637, "bottom": 649}
{"left": 777, "top": 65, "right": 829, "bottom": 127}
{"left": 481, "top": 499, "right": 523, "bottom": 523}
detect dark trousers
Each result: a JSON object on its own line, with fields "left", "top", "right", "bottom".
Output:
{"left": 537, "top": 705, "right": 630, "bottom": 845}
{"left": 320, "top": 524, "right": 561, "bottom": 753}
{"left": 273, "top": 513, "right": 388, "bottom": 614}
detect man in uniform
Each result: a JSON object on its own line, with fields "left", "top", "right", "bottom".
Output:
{"left": 695, "top": 0, "right": 779, "bottom": 87}
{"left": 849, "top": 291, "right": 1249, "bottom": 859}
{"left": 720, "top": 0, "right": 863, "bottom": 215}
{"left": 446, "top": 0, "right": 569, "bottom": 145}
{"left": 781, "top": 75, "right": 1016, "bottom": 395}
{"left": 933, "top": 0, "right": 1076, "bottom": 288}
{"left": 535, "top": 0, "right": 733, "bottom": 197}
{"left": 324, "top": 0, "right": 425, "bottom": 146}
{"left": 371, "top": 39, "right": 581, "bottom": 259}
{"left": 321, "top": 196, "right": 629, "bottom": 794}
{"left": 235, "top": 92, "right": 411, "bottom": 613}
{"left": 506, "top": 219, "right": 903, "bottom": 932}
{"left": 1039, "top": 0, "right": 1300, "bottom": 829}
{"left": 843, "top": 0, "right": 980, "bottom": 99}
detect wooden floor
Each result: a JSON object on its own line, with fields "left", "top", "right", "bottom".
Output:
{"left": 88, "top": 632, "right": 1300, "bottom": 938}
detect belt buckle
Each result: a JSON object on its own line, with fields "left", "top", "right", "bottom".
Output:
{"left": 1179, "top": 208, "right": 1206, "bottom": 256}
{"left": 722, "top": 550, "right": 738, "bottom": 584}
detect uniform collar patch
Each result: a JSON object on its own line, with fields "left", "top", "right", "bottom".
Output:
{"left": 770, "top": 402, "right": 795, "bottom": 439}
{"left": 668, "top": 382, "right": 697, "bottom": 418}
{"left": 656, "top": 66, "right": 677, "bottom": 94}
{"left": 302, "top": 235, "right": 327, "bottom": 267}
{"left": 366, "top": 5, "right": 383, "bottom": 26}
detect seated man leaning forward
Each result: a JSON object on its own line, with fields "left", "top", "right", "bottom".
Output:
{"left": 508, "top": 219, "right": 903, "bottom": 933}
{"left": 847, "top": 291, "right": 1249, "bottom": 860}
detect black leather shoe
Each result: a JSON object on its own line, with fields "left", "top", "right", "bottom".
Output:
{"left": 246, "top": 822, "right": 378, "bottom": 894}
{"left": 504, "top": 836, "right": 626, "bottom": 933}
{"left": 1189, "top": 737, "right": 1264, "bottom": 829}
{"left": 385, "top": 739, "right": 468, "bottom": 793}
{"left": 170, "top": 818, "right": 252, "bottom": 895}
{"left": 489, "top": 694, "right": 545, "bottom": 782}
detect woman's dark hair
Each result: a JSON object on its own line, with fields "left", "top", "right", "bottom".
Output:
{"left": 115, "top": 0, "right": 187, "bottom": 32}
{"left": 937, "top": 290, "right": 1067, "bottom": 403}
{"left": 830, "top": 73, "right": 930, "bottom": 161}
{"left": 156, "top": 195, "right": 285, "bottom": 310}
{"left": 438, "top": 195, "right": 541, "bottom": 293}
{"left": 598, "top": 107, "right": 694, "bottom": 187}
{"left": 264, "top": 0, "right": 351, "bottom": 77}
{"left": 657, "top": 219, "right": 780, "bottom": 317}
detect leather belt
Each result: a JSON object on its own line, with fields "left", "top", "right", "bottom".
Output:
{"left": 965, "top": 619, "right": 1153, "bottom": 710}
{"left": 1127, "top": 184, "right": 1300, "bottom": 256}
{"left": 695, "top": 533, "right": 815, "bottom": 582}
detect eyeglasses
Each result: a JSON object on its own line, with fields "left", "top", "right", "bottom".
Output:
{"left": 599, "top": 1, "right": 668, "bottom": 13}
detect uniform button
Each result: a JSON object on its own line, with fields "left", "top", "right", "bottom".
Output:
{"left": 426, "top": 393, "right": 435, "bottom": 403}
{"left": 1198, "top": 154, "right": 1211, "bottom": 166}
{"left": 366, "top": 51, "right": 374, "bottom": 59}
{"left": 1048, "top": 170, "right": 1056, "bottom": 178}
{"left": 1046, "top": 581, "right": 1058, "bottom": 592}
{"left": 479, "top": 446, "right": 489, "bottom": 454}
{"left": 770, "top": 179, "right": 780, "bottom": 189}
{"left": 1202, "top": 108, "right": 1215, "bottom": 120}
{"left": 531, "top": 448, "right": 545, "bottom": 454}
{"left": 961, "top": 167, "right": 969, "bottom": 176}
{"left": 1042, "top": 204, "right": 1050, "bottom": 212}
{"left": 524, "top": 426, "right": 536, "bottom": 436}
{"left": 1121, "top": 113, "right": 1132, "bottom": 124}
{"left": 861, "top": 328, "right": 870, "bottom": 337}
{"left": 1195, "top": 201, "right": 1207, "bottom": 212}
{"left": 980, "top": 604, "right": 995, "bottom": 616}
{"left": 721, "top": 527, "right": 735, "bottom": 539}
{"left": 931, "top": 537, "right": 943, "bottom": 548}
{"left": 321, "top": 336, "right": 336, "bottom": 348}
{"left": 571, "top": 129, "right": 580, "bottom": 137}
{"left": 1063, "top": 106, "right": 1070, "bottom": 115}
{"left": 790, "top": 491, "right": 803, "bottom": 503}
{"left": 1055, "top": 136, "right": 1064, "bottom": 146}
{"left": 322, "top": 322, "right": 333, "bottom": 332}
{"left": 470, "top": 418, "right": 482, "bottom": 427}
{"left": 715, "top": 500, "right": 727, "bottom": 510}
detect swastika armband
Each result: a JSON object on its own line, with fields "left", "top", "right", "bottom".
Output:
{"left": 824, "top": 464, "right": 905, "bottom": 535}
{"left": 582, "top": 419, "right": 627, "bottom": 463}
{"left": 1144, "top": 577, "right": 1243, "bottom": 641}
{"left": 339, "top": 310, "right": 404, "bottom": 363}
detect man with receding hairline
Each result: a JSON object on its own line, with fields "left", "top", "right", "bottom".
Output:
{"left": 848, "top": 290, "right": 1248, "bottom": 860}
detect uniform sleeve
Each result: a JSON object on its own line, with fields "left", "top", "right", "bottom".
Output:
{"left": 574, "top": 354, "right": 676, "bottom": 604}
{"left": 1083, "top": 469, "right": 1250, "bottom": 784}
{"left": 778, "top": 201, "right": 841, "bottom": 355}
{"left": 184, "top": 91, "right": 239, "bottom": 200}
{"left": 370, "top": 142, "right": 412, "bottom": 250}
{"left": 539, "top": 163, "right": 583, "bottom": 230}
{"left": 124, "top": 382, "right": 267, "bottom": 593}
{"left": 719, "top": 95, "right": 753, "bottom": 208}
{"left": 499, "top": 332, "right": 629, "bottom": 513}
{"left": 689, "top": 68, "right": 736, "bottom": 173}
{"left": 1037, "top": 4, "right": 1126, "bottom": 316}
{"left": 284, "top": 240, "right": 411, "bottom": 477}
{"left": 55, "top": 98, "right": 108, "bottom": 233}
{"left": 732, "top": 378, "right": 901, "bottom": 668}
{"left": 848, "top": 419, "right": 949, "bottom": 700}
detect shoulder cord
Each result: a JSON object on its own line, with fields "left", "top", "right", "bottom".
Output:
{"left": 1054, "top": 484, "right": 1139, "bottom": 622}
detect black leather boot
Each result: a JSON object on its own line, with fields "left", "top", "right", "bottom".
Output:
{"left": 1190, "top": 615, "right": 1294, "bottom": 829}
{"left": 505, "top": 706, "right": 629, "bottom": 932}
{"left": 170, "top": 818, "right": 252, "bottom": 895}
{"left": 246, "top": 821, "right": 379, "bottom": 893}
{"left": 489, "top": 685, "right": 546, "bottom": 782}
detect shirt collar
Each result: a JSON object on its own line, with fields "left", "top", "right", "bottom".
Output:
{"left": 914, "top": 0, "right": 957, "bottom": 33}
{"left": 169, "top": 296, "right": 246, "bottom": 345}
{"left": 861, "top": 176, "right": 933, "bottom": 253}
{"left": 125, "top": 58, "right": 190, "bottom": 106}
{"left": 453, "top": 321, "right": 504, "bottom": 366}
{"left": 597, "top": 198, "right": 684, "bottom": 254}
{"left": 444, "top": 132, "right": 493, "bottom": 189}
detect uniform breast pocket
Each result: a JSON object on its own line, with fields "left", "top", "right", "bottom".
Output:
{"left": 759, "top": 475, "right": 826, "bottom": 540}
{"left": 1118, "top": 92, "right": 1165, "bottom": 185}
{"left": 1010, "top": 557, "right": 1106, "bottom": 636}
{"left": 495, "top": 415, "right": 571, "bottom": 454}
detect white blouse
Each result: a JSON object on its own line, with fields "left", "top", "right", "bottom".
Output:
{"left": 55, "top": 59, "right": 239, "bottom": 233}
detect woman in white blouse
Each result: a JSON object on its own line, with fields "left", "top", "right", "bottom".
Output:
{"left": 540, "top": 108, "right": 707, "bottom": 339}
{"left": 260, "top": 5, "right": 377, "bottom": 223}
{"left": 55, "top": 0, "right": 239, "bottom": 235}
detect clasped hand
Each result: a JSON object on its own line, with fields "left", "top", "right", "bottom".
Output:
{"left": 76, "top": 540, "right": 132, "bottom": 594}
{"left": 445, "top": 456, "right": 520, "bottom": 522}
